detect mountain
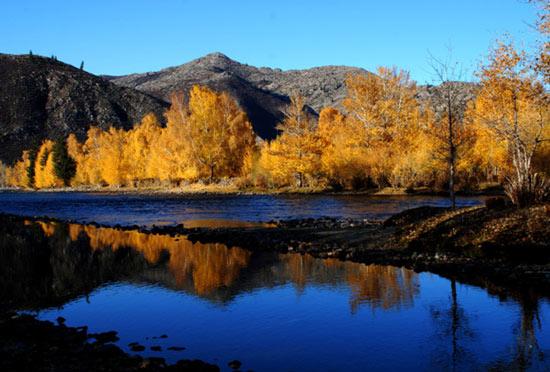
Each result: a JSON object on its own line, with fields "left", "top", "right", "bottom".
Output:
{"left": 0, "top": 54, "right": 168, "bottom": 165}
{"left": 0, "top": 52, "right": 476, "bottom": 166}
{"left": 108, "top": 52, "right": 371, "bottom": 139}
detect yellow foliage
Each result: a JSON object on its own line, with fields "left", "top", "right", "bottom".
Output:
{"left": 317, "top": 107, "right": 369, "bottom": 188}
{"left": 34, "top": 140, "right": 62, "bottom": 188}
{"left": 98, "top": 127, "right": 129, "bottom": 187}
{"left": 468, "top": 41, "right": 549, "bottom": 184}
{"left": 125, "top": 113, "right": 162, "bottom": 182}
{"left": 260, "top": 95, "right": 323, "bottom": 187}
{"left": 185, "top": 85, "right": 255, "bottom": 180}
{"left": 33, "top": 86, "right": 255, "bottom": 188}
{"left": 343, "top": 67, "right": 431, "bottom": 188}
{"left": 5, "top": 151, "right": 31, "bottom": 188}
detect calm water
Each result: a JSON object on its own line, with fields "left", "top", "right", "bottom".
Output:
{"left": 0, "top": 191, "right": 484, "bottom": 226}
{"left": 2, "top": 218, "right": 549, "bottom": 371}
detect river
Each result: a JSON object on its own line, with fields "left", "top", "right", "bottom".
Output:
{"left": 2, "top": 212, "right": 549, "bottom": 371}
{"left": 0, "top": 191, "right": 484, "bottom": 226}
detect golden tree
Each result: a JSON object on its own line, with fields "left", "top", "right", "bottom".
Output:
{"left": 125, "top": 113, "right": 162, "bottom": 184}
{"left": 261, "top": 95, "right": 322, "bottom": 187}
{"left": 34, "top": 140, "right": 61, "bottom": 188}
{"left": 426, "top": 49, "right": 475, "bottom": 207}
{"left": 317, "top": 107, "right": 369, "bottom": 189}
{"left": 98, "top": 127, "right": 129, "bottom": 187}
{"left": 470, "top": 41, "right": 549, "bottom": 206}
{"left": 184, "top": 85, "right": 255, "bottom": 181}
{"left": 344, "top": 67, "right": 428, "bottom": 188}
{"left": 5, "top": 151, "right": 32, "bottom": 188}
{"left": 529, "top": 0, "right": 549, "bottom": 84}
{"left": 466, "top": 123, "right": 509, "bottom": 184}
{"left": 75, "top": 127, "right": 105, "bottom": 186}
{"left": 148, "top": 92, "right": 198, "bottom": 183}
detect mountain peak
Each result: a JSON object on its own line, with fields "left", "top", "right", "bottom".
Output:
{"left": 193, "top": 52, "right": 239, "bottom": 70}
{"left": 110, "top": 54, "right": 372, "bottom": 139}
{"left": 203, "top": 52, "right": 231, "bottom": 60}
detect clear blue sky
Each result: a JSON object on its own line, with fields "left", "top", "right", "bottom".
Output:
{"left": 1, "top": 0, "right": 540, "bottom": 83}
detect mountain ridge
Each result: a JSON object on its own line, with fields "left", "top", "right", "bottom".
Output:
{"left": 0, "top": 52, "right": 476, "bottom": 166}
{"left": 108, "top": 52, "right": 372, "bottom": 138}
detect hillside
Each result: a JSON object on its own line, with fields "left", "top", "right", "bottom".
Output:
{"left": 108, "top": 52, "right": 371, "bottom": 138}
{"left": 0, "top": 54, "right": 168, "bottom": 165}
{"left": 0, "top": 52, "right": 477, "bottom": 166}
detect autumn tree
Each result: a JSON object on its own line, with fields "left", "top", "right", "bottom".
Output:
{"left": 26, "top": 149, "right": 37, "bottom": 188}
{"left": 344, "top": 67, "right": 429, "bottom": 188}
{"left": 98, "top": 127, "right": 129, "bottom": 187}
{"left": 470, "top": 41, "right": 549, "bottom": 206}
{"left": 529, "top": 0, "right": 549, "bottom": 84}
{"left": 184, "top": 85, "right": 255, "bottom": 181}
{"left": 317, "top": 107, "right": 369, "bottom": 189}
{"left": 34, "top": 140, "right": 61, "bottom": 188}
{"left": 78, "top": 127, "right": 104, "bottom": 185}
{"left": 260, "top": 95, "right": 322, "bottom": 187}
{"left": 5, "top": 151, "right": 32, "bottom": 188}
{"left": 427, "top": 52, "right": 474, "bottom": 208}
{"left": 149, "top": 93, "right": 197, "bottom": 182}
{"left": 125, "top": 113, "right": 162, "bottom": 184}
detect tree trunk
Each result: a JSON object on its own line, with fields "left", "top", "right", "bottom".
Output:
{"left": 210, "top": 164, "right": 215, "bottom": 183}
{"left": 447, "top": 94, "right": 457, "bottom": 209}
{"left": 449, "top": 147, "right": 456, "bottom": 209}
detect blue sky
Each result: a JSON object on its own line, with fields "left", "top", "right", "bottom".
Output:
{"left": 1, "top": 0, "right": 541, "bottom": 83}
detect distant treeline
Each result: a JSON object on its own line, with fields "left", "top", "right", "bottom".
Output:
{"left": 1, "top": 39, "right": 549, "bottom": 206}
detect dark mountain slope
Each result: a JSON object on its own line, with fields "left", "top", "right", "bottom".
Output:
{"left": 0, "top": 54, "right": 168, "bottom": 165}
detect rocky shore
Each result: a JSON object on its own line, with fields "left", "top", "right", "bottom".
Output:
{"left": 175, "top": 203, "right": 550, "bottom": 292}
{"left": 0, "top": 312, "right": 219, "bottom": 371}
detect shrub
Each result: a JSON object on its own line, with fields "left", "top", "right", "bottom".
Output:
{"left": 505, "top": 173, "right": 550, "bottom": 207}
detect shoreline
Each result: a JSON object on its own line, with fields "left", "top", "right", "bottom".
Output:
{"left": 0, "top": 185, "right": 502, "bottom": 197}
{"left": 0, "top": 312, "right": 220, "bottom": 372}
{"left": 1, "top": 201, "right": 548, "bottom": 292}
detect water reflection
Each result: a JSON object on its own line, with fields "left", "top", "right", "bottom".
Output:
{"left": 1, "top": 217, "right": 549, "bottom": 370}
{"left": 181, "top": 219, "right": 276, "bottom": 229}
{"left": 2, "top": 218, "right": 418, "bottom": 314}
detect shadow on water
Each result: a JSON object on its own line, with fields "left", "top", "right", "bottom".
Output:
{"left": 1, "top": 215, "right": 548, "bottom": 370}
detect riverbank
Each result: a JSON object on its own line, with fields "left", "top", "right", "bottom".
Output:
{"left": 0, "top": 183, "right": 503, "bottom": 196}
{"left": 180, "top": 203, "right": 550, "bottom": 289}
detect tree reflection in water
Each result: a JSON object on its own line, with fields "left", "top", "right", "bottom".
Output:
{"left": 1, "top": 217, "right": 548, "bottom": 369}
{"left": 429, "top": 278, "right": 548, "bottom": 371}
{"left": 3, "top": 219, "right": 419, "bottom": 314}
{"left": 429, "top": 279, "right": 476, "bottom": 370}
{"left": 486, "top": 290, "right": 547, "bottom": 371}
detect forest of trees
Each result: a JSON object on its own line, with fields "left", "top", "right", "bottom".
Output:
{"left": 1, "top": 22, "right": 549, "bottom": 206}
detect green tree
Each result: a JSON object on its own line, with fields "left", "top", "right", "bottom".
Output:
{"left": 52, "top": 139, "right": 76, "bottom": 186}
{"left": 26, "top": 149, "right": 37, "bottom": 188}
